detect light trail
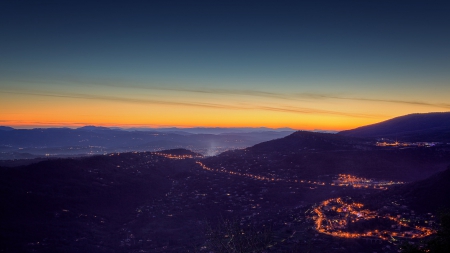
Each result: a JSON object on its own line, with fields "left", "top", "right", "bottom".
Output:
{"left": 195, "top": 161, "right": 396, "bottom": 190}
{"left": 196, "top": 161, "right": 326, "bottom": 186}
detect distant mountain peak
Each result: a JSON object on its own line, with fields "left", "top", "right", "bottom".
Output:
{"left": 0, "top": 126, "right": 15, "bottom": 131}
{"left": 77, "top": 126, "right": 112, "bottom": 131}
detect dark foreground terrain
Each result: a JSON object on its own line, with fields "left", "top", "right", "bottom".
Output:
{"left": 1, "top": 131, "right": 450, "bottom": 252}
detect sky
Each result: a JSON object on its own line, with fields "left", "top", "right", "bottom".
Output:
{"left": 1, "top": 0, "right": 450, "bottom": 131}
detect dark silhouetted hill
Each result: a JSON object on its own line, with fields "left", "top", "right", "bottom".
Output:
{"left": 77, "top": 125, "right": 113, "bottom": 131}
{"left": 0, "top": 151, "right": 196, "bottom": 252}
{"left": 249, "top": 131, "right": 371, "bottom": 153}
{"left": 339, "top": 112, "right": 450, "bottom": 142}
{"left": 203, "top": 131, "right": 450, "bottom": 181}
{"left": 382, "top": 165, "right": 450, "bottom": 214}
{"left": 0, "top": 126, "right": 14, "bottom": 131}
{"left": 156, "top": 148, "right": 203, "bottom": 156}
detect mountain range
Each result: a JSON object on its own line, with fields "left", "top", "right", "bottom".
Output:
{"left": 2, "top": 111, "right": 449, "bottom": 160}
{"left": 0, "top": 126, "right": 293, "bottom": 159}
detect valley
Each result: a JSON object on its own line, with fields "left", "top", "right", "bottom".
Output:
{"left": 2, "top": 140, "right": 449, "bottom": 252}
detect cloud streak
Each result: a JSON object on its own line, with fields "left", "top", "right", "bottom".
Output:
{"left": 4, "top": 74, "right": 450, "bottom": 109}
{"left": 297, "top": 93, "right": 450, "bottom": 109}
{"left": 95, "top": 82, "right": 450, "bottom": 109}
{"left": 1, "top": 90, "right": 378, "bottom": 118}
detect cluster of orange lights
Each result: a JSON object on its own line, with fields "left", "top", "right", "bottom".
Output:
{"left": 313, "top": 198, "right": 435, "bottom": 240}
{"left": 332, "top": 174, "right": 404, "bottom": 190}
{"left": 152, "top": 153, "right": 201, "bottom": 160}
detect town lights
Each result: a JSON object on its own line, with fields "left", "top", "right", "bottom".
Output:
{"left": 312, "top": 198, "right": 435, "bottom": 240}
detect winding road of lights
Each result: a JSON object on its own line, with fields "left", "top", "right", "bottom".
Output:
{"left": 152, "top": 152, "right": 404, "bottom": 191}
{"left": 194, "top": 161, "right": 401, "bottom": 190}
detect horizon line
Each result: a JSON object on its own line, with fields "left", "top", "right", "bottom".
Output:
{"left": 0, "top": 124, "right": 342, "bottom": 132}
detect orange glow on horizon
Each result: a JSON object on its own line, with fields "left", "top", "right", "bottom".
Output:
{"left": 1, "top": 87, "right": 445, "bottom": 131}
{"left": 1, "top": 118, "right": 375, "bottom": 131}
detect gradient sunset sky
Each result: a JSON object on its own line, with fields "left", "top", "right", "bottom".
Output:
{"left": 1, "top": 0, "right": 449, "bottom": 130}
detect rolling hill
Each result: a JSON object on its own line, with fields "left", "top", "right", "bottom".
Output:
{"left": 339, "top": 112, "right": 450, "bottom": 142}
{"left": 380, "top": 165, "right": 450, "bottom": 214}
{"left": 0, "top": 151, "right": 196, "bottom": 252}
{"left": 203, "top": 131, "right": 450, "bottom": 182}
{"left": 248, "top": 130, "right": 371, "bottom": 153}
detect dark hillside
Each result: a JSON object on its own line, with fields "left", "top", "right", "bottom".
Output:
{"left": 249, "top": 131, "right": 371, "bottom": 153}
{"left": 380, "top": 165, "right": 450, "bottom": 214}
{"left": 205, "top": 131, "right": 450, "bottom": 182}
{"left": 339, "top": 112, "right": 450, "bottom": 142}
{"left": 0, "top": 152, "right": 193, "bottom": 252}
{"left": 156, "top": 148, "right": 203, "bottom": 157}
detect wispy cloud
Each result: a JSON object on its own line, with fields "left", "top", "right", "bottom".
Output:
{"left": 0, "top": 119, "right": 91, "bottom": 127}
{"left": 1, "top": 90, "right": 379, "bottom": 118}
{"left": 4, "top": 74, "right": 450, "bottom": 109}
{"left": 254, "top": 106, "right": 376, "bottom": 118}
{"left": 84, "top": 82, "right": 297, "bottom": 101}
{"left": 95, "top": 82, "right": 450, "bottom": 109}
{"left": 1, "top": 90, "right": 240, "bottom": 110}
{"left": 298, "top": 93, "right": 450, "bottom": 109}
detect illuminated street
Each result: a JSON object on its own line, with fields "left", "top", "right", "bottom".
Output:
{"left": 195, "top": 160, "right": 402, "bottom": 190}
